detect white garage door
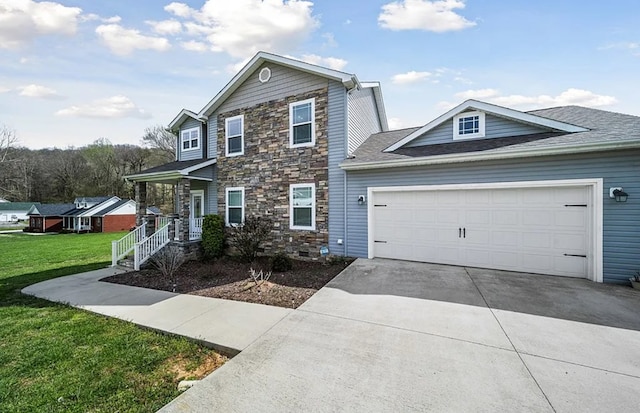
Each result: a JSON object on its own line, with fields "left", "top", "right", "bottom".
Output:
{"left": 371, "top": 186, "right": 590, "bottom": 278}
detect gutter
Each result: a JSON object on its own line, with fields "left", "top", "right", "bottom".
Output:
{"left": 340, "top": 140, "right": 640, "bottom": 171}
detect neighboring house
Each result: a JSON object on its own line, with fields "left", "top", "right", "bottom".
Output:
{"left": 341, "top": 100, "right": 640, "bottom": 284}
{"left": 90, "top": 199, "right": 140, "bottom": 232}
{"left": 27, "top": 203, "right": 75, "bottom": 232}
{"left": 123, "top": 51, "right": 387, "bottom": 268}
{"left": 61, "top": 196, "right": 120, "bottom": 232}
{"left": 0, "top": 202, "right": 40, "bottom": 222}
{"left": 0, "top": 197, "right": 9, "bottom": 203}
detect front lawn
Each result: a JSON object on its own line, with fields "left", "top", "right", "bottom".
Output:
{"left": 0, "top": 232, "right": 224, "bottom": 413}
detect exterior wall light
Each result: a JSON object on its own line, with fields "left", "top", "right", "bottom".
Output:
{"left": 610, "top": 187, "right": 629, "bottom": 202}
{"left": 357, "top": 195, "right": 366, "bottom": 205}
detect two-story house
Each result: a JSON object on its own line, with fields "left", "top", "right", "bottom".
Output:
{"left": 122, "top": 51, "right": 387, "bottom": 268}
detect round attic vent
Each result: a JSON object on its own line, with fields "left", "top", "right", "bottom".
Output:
{"left": 258, "top": 67, "right": 271, "bottom": 83}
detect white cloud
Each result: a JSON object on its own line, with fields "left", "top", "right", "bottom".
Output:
{"left": 439, "top": 88, "right": 618, "bottom": 110}
{"left": 299, "top": 54, "right": 348, "bottom": 71}
{"left": 0, "top": 86, "right": 10, "bottom": 94}
{"left": 0, "top": 0, "right": 82, "bottom": 49}
{"left": 165, "top": 2, "right": 194, "bottom": 18}
{"left": 599, "top": 42, "right": 639, "bottom": 50}
{"left": 388, "top": 117, "right": 406, "bottom": 129}
{"left": 322, "top": 32, "right": 337, "bottom": 48}
{"left": 96, "top": 24, "right": 171, "bottom": 56}
{"left": 167, "top": 0, "right": 319, "bottom": 59}
{"left": 56, "top": 95, "right": 151, "bottom": 119}
{"left": 146, "top": 19, "right": 182, "bottom": 35}
{"left": 181, "top": 40, "right": 208, "bottom": 52}
{"left": 19, "top": 84, "right": 64, "bottom": 99}
{"left": 379, "top": 0, "right": 475, "bottom": 32}
{"left": 81, "top": 13, "right": 121, "bottom": 24}
{"left": 391, "top": 70, "right": 432, "bottom": 85}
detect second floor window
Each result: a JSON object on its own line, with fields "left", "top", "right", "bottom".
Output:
{"left": 289, "top": 98, "right": 315, "bottom": 148}
{"left": 181, "top": 127, "right": 200, "bottom": 151}
{"left": 226, "top": 115, "right": 244, "bottom": 156}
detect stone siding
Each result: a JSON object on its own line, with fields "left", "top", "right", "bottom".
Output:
{"left": 216, "top": 87, "right": 329, "bottom": 258}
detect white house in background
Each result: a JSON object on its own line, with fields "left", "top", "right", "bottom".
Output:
{"left": 0, "top": 202, "right": 40, "bottom": 222}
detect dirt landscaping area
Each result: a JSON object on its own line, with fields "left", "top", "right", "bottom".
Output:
{"left": 103, "top": 257, "right": 353, "bottom": 309}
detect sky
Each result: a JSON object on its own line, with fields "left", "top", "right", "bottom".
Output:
{"left": 0, "top": 0, "right": 639, "bottom": 149}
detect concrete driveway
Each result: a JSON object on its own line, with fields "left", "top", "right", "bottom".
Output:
{"left": 161, "top": 258, "right": 640, "bottom": 412}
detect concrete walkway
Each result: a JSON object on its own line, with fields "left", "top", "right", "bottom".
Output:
{"left": 160, "top": 259, "right": 640, "bottom": 413}
{"left": 21, "top": 267, "right": 292, "bottom": 355}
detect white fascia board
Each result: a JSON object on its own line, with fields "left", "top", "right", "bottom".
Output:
{"left": 79, "top": 197, "right": 120, "bottom": 217}
{"left": 342, "top": 140, "right": 640, "bottom": 171}
{"left": 102, "top": 200, "right": 135, "bottom": 216}
{"left": 384, "top": 99, "right": 589, "bottom": 152}
{"left": 168, "top": 109, "right": 203, "bottom": 131}
{"left": 181, "top": 158, "right": 216, "bottom": 174}
{"left": 198, "top": 51, "right": 358, "bottom": 118}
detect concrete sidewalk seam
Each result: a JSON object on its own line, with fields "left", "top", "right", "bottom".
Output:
{"left": 297, "top": 307, "right": 518, "bottom": 353}
{"left": 518, "top": 352, "right": 640, "bottom": 380}
{"left": 464, "top": 267, "right": 557, "bottom": 413}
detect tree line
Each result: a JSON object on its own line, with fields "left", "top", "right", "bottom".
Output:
{"left": 0, "top": 125, "right": 177, "bottom": 211}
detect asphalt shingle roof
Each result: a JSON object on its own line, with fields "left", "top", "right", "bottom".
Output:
{"left": 134, "top": 159, "right": 210, "bottom": 175}
{"left": 29, "top": 204, "right": 75, "bottom": 217}
{"left": 0, "top": 202, "right": 40, "bottom": 211}
{"left": 344, "top": 106, "right": 640, "bottom": 166}
{"left": 93, "top": 199, "right": 130, "bottom": 216}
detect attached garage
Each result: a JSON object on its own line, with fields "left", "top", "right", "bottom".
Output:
{"left": 367, "top": 180, "right": 603, "bottom": 282}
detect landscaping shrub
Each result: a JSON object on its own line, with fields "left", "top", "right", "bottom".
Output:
{"left": 151, "top": 245, "right": 185, "bottom": 292}
{"left": 227, "top": 215, "right": 272, "bottom": 262}
{"left": 201, "top": 214, "right": 225, "bottom": 260}
{"left": 271, "top": 252, "right": 293, "bottom": 272}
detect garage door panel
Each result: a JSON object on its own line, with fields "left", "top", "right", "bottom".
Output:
{"left": 371, "top": 185, "right": 590, "bottom": 279}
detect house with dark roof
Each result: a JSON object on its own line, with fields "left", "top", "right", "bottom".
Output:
{"left": 27, "top": 203, "right": 75, "bottom": 232}
{"left": 0, "top": 202, "right": 41, "bottom": 222}
{"left": 121, "top": 51, "right": 387, "bottom": 269}
{"left": 117, "top": 51, "right": 639, "bottom": 284}
{"left": 341, "top": 99, "right": 640, "bottom": 284}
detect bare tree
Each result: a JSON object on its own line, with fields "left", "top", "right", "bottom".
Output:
{"left": 0, "top": 124, "right": 18, "bottom": 163}
{"left": 141, "top": 125, "right": 176, "bottom": 161}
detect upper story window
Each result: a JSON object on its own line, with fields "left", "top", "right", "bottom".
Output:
{"left": 181, "top": 127, "right": 200, "bottom": 151}
{"left": 226, "top": 187, "right": 244, "bottom": 226}
{"left": 290, "top": 183, "right": 316, "bottom": 230}
{"left": 225, "top": 115, "right": 244, "bottom": 156}
{"left": 453, "top": 111, "right": 485, "bottom": 140}
{"left": 289, "top": 98, "right": 315, "bottom": 148}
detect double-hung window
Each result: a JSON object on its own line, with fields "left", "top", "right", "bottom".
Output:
{"left": 181, "top": 127, "right": 200, "bottom": 151}
{"left": 453, "top": 111, "right": 485, "bottom": 140}
{"left": 290, "top": 183, "right": 315, "bottom": 230}
{"left": 225, "top": 115, "right": 244, "bottom": 156}
{"left": 289, "top": 98, "right": 315, "bottom": 148}
{"left": 226, "top": 187, "right": 244, "bottom": 226}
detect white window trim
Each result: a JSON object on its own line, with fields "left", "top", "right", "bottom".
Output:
{"left": 225, "top": 187, "right": 245, "bottom": 226}
{"left": 225, "top": 115, "right": 244, "bottom": 157}
{"left": 289, "top": 98, "right": 315, "bottom": 148}
{"left": 181, "top": 126, "right": 201, "bottom": 151}
{"left": 190, "top": 190, "right": 205, "bottom": 218}
{"left": 290, "top": 183, "right": 316, "bottom": 230}
{"left": 453, "top": 111, "right": 485, "bottom": 140}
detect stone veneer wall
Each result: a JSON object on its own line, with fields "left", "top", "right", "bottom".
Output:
{"left": 216, "top": 87, "right": 329, "bottom": 258}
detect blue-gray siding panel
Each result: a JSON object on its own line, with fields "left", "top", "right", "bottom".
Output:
{"left": 345, "top": 150, "right": 640, "bottom": 284}
{"left": 327, "top": 81, "right": 347, "bottom": 256}
{"left": 208, "top": 167, "right": 217, "bottom": 214}
{"left": 217, "top": 62, "right": 328, "bottom": 114}
{"left": 179, "top": 118, "right": 204, "bottom": 161}
{"left": 407, "top": 113, "right": 549, "bottom": 147}
{"left": 347, "top": 87, "right": 382, "bottom": 154}
{"left": 208, "top": 120, "right": 218, "bottom": 159}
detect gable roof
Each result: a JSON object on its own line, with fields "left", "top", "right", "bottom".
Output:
{"left": 384, "top": 99, "right": 589, "bottom": 152}
{"left": 341, "top": 105, "right": 640, "bottom": 170}
{"left": 124, "top": 158, "right": 216, "bottom": 182}
{"left": 28, "top": 203, "right": 75, "bottom": 217}
{"left": 198, "top": 52, "right": 361, "bottom": 120}
{"left": 168, "top": 109, "right": 205, "bottom": 132}
{"left": 74, "top": 196, "right": 112, "bottom": 204}
{"left": 92, "top": 199, "right": 133, "bottom": 216}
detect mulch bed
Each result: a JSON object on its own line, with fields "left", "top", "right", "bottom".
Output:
{"left": 102, "top": 257, "right": 353, "bottom": 309}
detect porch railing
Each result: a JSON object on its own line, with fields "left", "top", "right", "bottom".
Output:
{"left": 134, "top": 222, "right": 170, "bottom": 271}
{"left": 190, "top": 218, "right": 203, "bottom": 240}
{"left": 156, "top": 216, "right": 171, "bottom": 228}
{"left": 111, "top": 223, "right": 146, "bottom": 266}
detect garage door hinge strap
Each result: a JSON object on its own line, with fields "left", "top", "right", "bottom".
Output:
{"left": 564, "top": 204, "right": 587, "bottom": 207}
{"left": 374, "top": 240, "right": 387, "bottom": 243}
{"left": 374, "top": 204, "right": 387, "bottom": 207}
{"left": 564, "top": 253, "right": 587, "bottom": 258}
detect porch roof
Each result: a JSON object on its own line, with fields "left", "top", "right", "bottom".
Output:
{"left": 124, "top": 159, "right": 216, "bottom": 183}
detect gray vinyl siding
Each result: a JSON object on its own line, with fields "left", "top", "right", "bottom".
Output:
{"left": 217, "top": 62, "right": 328, "bottom": 114}
{"left": 345, "top": 149, "right": 640, "bottom": 284}
{"left": 208, "top": 167, "right": 218, "bottom": 214}
{"left": 347, "top": 87, "right": 382, "bottom": 154}
{"left": 189, "top": 165, "right": 214, "bottom": 180}
{"left": 207, "top": 120, "right": 218, "bottom": 159}
{"left": 407, "top": 113, "right": 549, "bottom": 147}
{"left": 178, "top": 118, "right": 204, "bottom": 161}
{"left": 327, "top": 81, "right": 347, "bottom": 256}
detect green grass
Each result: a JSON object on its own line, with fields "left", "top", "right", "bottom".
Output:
{"left": 0, "top": 232, "right": 223, "bottom": 413}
